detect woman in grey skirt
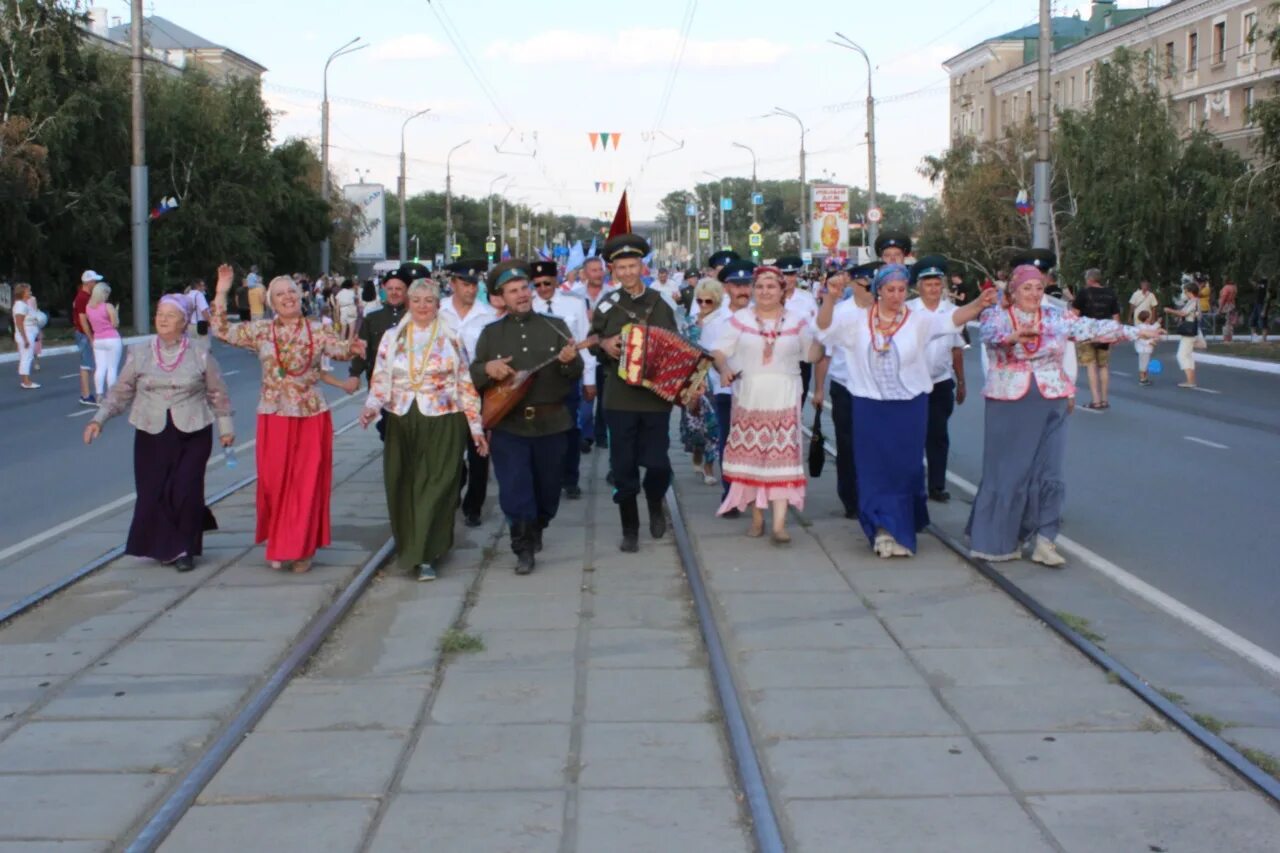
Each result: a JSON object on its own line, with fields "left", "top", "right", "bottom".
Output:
{"left": 967, "top": 264, "right": 1162, "bottom": 567}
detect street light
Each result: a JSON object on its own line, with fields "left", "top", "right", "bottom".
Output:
{"left": 703, "top": 170, "right": 727, "bottom": 249}
{"left": 499, "top": 177, "right": 516, "bottom": 256}
{"left": 486, "top": 172, "right": 508, "bottom": 261}
{"left": 320, "top": 36, "right": 367, "bottom": 275}
{"left": 444, "top": 139, "right": 471, "bottom": 261}
{"left": 768, "top": 107, "right": 807, "bottom": 254}
{"left": 398, "top": 108, "right": 431, "bottom": 262}
{"left": 732, "top": 142, "right": 759, "bottom": 258}
{"left": 830, "top": 34, "right": 878, "bottom": 248}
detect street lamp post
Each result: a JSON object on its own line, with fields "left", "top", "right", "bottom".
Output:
{"left": 444, "top": 139, "right": 471, "bottom": 261}
{"left": 486, "top": 173, "right": 508, "bottom": 262}
{"left": 703, "top": 171, "right": 727, "bottom": 249}
{"left": 398, "top": 108, "right": 431, "bottom": 262}
{"left": 831, "top": 34, "right": 878, "bottom": 248}
{"left": 1032, "top": 0, "right": 1052, "bottom": 250}
{"left": 769, "top": 107, "right": 807, "bottom": 254}
{"left": 320, "top": 36, "right": 366, "bottom": 276}
{"left": 129, "top": 0, "right": 149, "bottom": 333}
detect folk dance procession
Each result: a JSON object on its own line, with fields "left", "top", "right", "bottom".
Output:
{"left": 82, "top": 195, "right": 1163, "bottom": 580}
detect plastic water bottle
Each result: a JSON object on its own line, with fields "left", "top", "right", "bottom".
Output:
{"left": 223, "top": 445, "right": 238, "bottom": 469}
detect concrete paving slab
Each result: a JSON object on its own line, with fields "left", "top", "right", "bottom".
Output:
{"left": 36, "top": 674, "right": 252, "bottom": 720}
{"left": 383, "top": 596, "right": 465, "bottom": 638}
{"left": 767, "top": 737, "right": 1007, "bottom": 798}
{"left": 584, "top": 668, "right": 715, "bottom": 722}
{"left": 400, "top": 723, "right": 570, "bottom": 791}
{"left": 940, "top": 683, "right": 1154, "bottom": 733}
{"left": 37, "top": 609, "right": 156, "bottom": 644}
{"left": 578, "top": 722, "right": 732, "bottom": 788}
{"left": 160, "top": 800, "right": 376, "bottom": 853}
{"left": 0, "top": 842, "right": 105, "bottom": 852}
{"left": 430, "top": 667, "right": 575, "bottom": 725}
{"left": 587, "top": 627, "right": 701, "bottom": 668}
{"left": 979, "top": 731, "right": 1236, "bottom": 793}
{"left": 480, "top": 565, "right": 584, "bottom": 597}
{"left": 255, "top": 678, "right": 429, "bottom": 732}
{"left": 1226, "top": 726, "right": 1280, "bottom": 757}
{"left": 0, "top": 773, "right": 163, "bottom": 841}
{"left": 880, "top": 603, "right": 1059, "bottom": 649}
{"left": 703, "top": 564, "right": 851, "bottom": 593}
{"left": 752, "top": 688, "right": 964, "bottom": 739}
{"left": 0, "top": 642, "right": 114, "bottom": 677}
{"left": 176, "top": 583, "right": 334, "bottom": 613}
{"left": 1029, "top": 791, "right": 1280, "bottom": 853}
{"left": 200, "top": 729, "right": 406, "bottom": 801}
{"left": 717, "top": 594, "right": 895, "bottom": 651}
{"left": 132, "top": 605, "right": 314, "bottom": 643}
{"left": 909, "top": 645, "right": 1105, "bottom": 687}
{"left": 576, "top": 788, "right": 749, "bottom": 852}
{"left": 0, "top": 718, "right": 213, "bottom": 772}
{"left": 445, "top": 628, "right": 577, "bottom": 671}
{"left": 589, "top": 563, "right": 688, "bottom": 596}
{"left": 1166, "top": 684, "right": 1280, "bottom": 728}
{"left": 97, "top": 639, "right": 281, "bottom": 676}
{"left": 0, "top": 677, "right": 50, "bottom": 721}
{"left": 787, "top": 796, "right": 1056, "bottom": 853}
{"left": 367, "top": 791, "right": 563, "bottom": 853}
{"left": 589, "top": 593, "right": 691, "bottom": 629}
{"left": 737, "top": 648, "right": 928, "bottom": 689}
{"left": 1106, "top": 644, "right": 1263, "bottom": 688}
{"left": 466, "top": 594, "right": 583, "bottom": 631}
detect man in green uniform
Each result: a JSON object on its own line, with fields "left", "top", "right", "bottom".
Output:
{"left": 590, "top": 233, "right": 680, "bottom": 552}
{"left": 471, "top": 261, "right": 584, "bottom": 574}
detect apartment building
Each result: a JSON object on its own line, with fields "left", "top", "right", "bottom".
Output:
{"left": 84, "top": 7, "right": 266, "bottom": 83}
{"left": 943, "top": 1, "right": 1276, "bottom": 159}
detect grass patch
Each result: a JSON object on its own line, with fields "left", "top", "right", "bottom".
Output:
{"left": 1054, "top": 610, "right": 1106, "bottom": 645}
{"left": 1232, "top": 744, "right": 1280, "bottom": 778}
{"left": 1138, "top": 716, "right": 1166, "bottom": 733}
{"left": 1190, "top": 712, "right": 1234, "bottom": 735}
{"left": 1106, "top": 671, "right": 1122, "bottom": 685}
{"left": 1156, "top": 688, "right": 1186, "bottom": 705}
{"left": 438, "top": 629, "right": 485, "bottom": 654}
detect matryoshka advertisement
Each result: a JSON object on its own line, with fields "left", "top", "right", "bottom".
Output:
{"left": 810, "top": 184, "right": 850, "bottom": 258}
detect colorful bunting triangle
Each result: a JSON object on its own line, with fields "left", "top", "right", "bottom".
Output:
{"left": 600, "top": 132, "right": 610, "bottom": 149}
{"left": 589, "top": 132, "right": 599, "bottom": 150}
{"left": 611, "top": 133, "right": 621, "bottom": 150}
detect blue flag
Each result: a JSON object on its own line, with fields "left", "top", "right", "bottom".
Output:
{"left": 566, "top": 240, "right": 585, "bottom": 272}
{"left": 586, "top": 236, "right": 597, "bottom": 258}
{"left": 501, "top": 243, "right": 510, "bottom": 261}
{"left": 539, "top": 242, "right": 552, "bottom": 260}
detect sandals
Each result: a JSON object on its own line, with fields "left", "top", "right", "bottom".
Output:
{"left": 771, "top": 528, "right": 791, "bottom": 545}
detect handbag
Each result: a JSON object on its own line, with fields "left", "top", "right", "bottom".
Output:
{"left": 1177, "top": 311, "right": 1199, "bottom": 337}
{"left": 808, "top": 410, "right": 825, "bottom": 477}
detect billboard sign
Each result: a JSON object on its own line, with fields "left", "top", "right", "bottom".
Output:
{"left": 810, "top": 184, "right": 849, "bottom": 256}
{"left": 342, "top": 183, "right": 387, "bottom": 260}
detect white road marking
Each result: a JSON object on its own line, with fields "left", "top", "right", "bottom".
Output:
{"left": 222, "top": 370, "right": 240, "bottom": 376}
{"left": 1110, "top": 370, "right": 1131, "bottom": 377}
{"left": 1189, "top": 386, "right": 1221, "bottom": 395}
{"left": 1184, "top": 435, "right": 1229, "bottom": 450}
{"left": 65, "top": 409, "right": 95, "bottom": 418}
{"left": 944, "top": 471, "right": 1280, "bottom": 680}
{"left": 60, "top": 372, "right": 80, "bottom": 379}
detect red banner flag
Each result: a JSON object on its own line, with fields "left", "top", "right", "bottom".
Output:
{"left": 608, "top": 190, "right": 632, "bottom": 239}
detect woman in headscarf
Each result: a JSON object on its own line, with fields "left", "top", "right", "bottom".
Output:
{"left": 712, "top": 266, "right": 824, "bottom": 543}
{"left": 359, "top": 280, "right": 487, "bottom": 581}
{"left": 210, "top": 264, "right": 366, "bottom": 572}
{"left": 84, "top": 294, "right": 234, "bottom": 572}
{"left": 967, "top": 263, "right": 1161, "bottom": 567}
{"left": 816, "top": 263, "right": 994, "bottom": 558}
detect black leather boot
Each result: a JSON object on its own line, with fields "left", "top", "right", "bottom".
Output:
{"left": 619, "top": 499, "right": 640, "bottom": 553}
{"left": 513, "top": 522, "right": 536, "bottom": 575}
{"left": 647, "top": 497, "right": 667, "bottom": 539}
{"left": 533, "top": 518, "right": 548, "bottom": 553}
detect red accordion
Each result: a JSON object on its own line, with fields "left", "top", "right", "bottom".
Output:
{"left": 617, "top": 323, "right": 713, "bottom": 408}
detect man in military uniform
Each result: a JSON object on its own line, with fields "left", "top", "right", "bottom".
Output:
{"left": 874, "top": 230, "right": 912, "bottom": 265}
{"left": 701, "top": 258, "right": 755, "bottom": 513}
{"left": 471, "top": 261, "right": 584, "bottom": 574}
{"left": 777, "top": 255, "right": 819, "bottom": 403}
{"left": 349, "top": 263, "right": 425, "bottom": 440}
{"left": 590, "top": 233, "right": 680, "bottom": 552}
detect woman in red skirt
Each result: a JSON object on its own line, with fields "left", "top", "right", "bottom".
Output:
{"left": 211, "top": 265, "right": 366, "bottom": 572}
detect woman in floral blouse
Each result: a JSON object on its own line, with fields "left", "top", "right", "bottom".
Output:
{"left": 967, "top": 263, "right": 1161, "bottom": 567}
{"left": 211, "top": 265, "right": 366, "bottom": 572}
{"left": 84, "top": 294, "right": 234, "bottom": 572}
{"left": 360, "top": 280, "right": 486, "bottom": 581}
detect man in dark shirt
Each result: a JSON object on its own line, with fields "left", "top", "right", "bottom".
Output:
{"left": 349, "top": 264, "right": 420, "bottom": 439}
{"left": 472, "top": 261, "right": 583, "bottom": 574}
{"left": 590, "top": 233, "right": 680, "bottom": 553}
{"left": 1072, "top": 268, "right": 1121, "bottom": 409}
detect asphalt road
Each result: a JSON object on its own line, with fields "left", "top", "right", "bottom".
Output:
{"left": 0, "top": 338, "right": 358, "bottom": 551}
{"left": 942, "top": 340, "right": 1280, "bottom": 656}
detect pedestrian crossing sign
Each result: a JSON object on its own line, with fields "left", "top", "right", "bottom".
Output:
{"left": 698, "top": 228, "right": 710, "bottom": 240}
{"left": 451, "top": 244, "right": 462, "bottom": 258}
{"left": 748, "top": 234, "right": 763, "bottom": 247}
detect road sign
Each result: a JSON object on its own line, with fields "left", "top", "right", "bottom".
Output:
{"left": 866, "top": 206, "right": 883, "bottom": 223}
{"left": 434, "top": 254, "right": 445, "bottom": 267}
{"left": 748, "top": 233, "right": 763, "bottom": 247}
{"left": 721, "top": 197, "right": 733, "bottom": 211}
{"left": 485, "top": 240, "right": 496, "bottom": 254}
{"left": 801, "top": 251, "right": 813, "bottom": 263}
{"left": 749, "top": 222, "right": 762, "bottom": 235}
{"left": 751, "top": 192, "right": 764, "bottom": 206}
{"left": 685, "top": 203, "right": 697, "bottom": 216}
{"left": 451, "top": 244, "right": 462, "bottom": 258}
{"left": 698, "top": 227, "right": 710, "bottom": 241}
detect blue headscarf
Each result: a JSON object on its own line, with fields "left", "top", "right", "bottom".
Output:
{"left": 871, "top": 263, "right": 910, "bottom": 297}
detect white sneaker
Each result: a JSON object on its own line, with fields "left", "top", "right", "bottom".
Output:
{"left": 1030, "top": 536, "right": 1066, "bottom": 568}
{"left": 873, "top": 530, "right": 893, "bottom": 558}
{"left": 888, "top": 539, "right": 913, "bottom": 558}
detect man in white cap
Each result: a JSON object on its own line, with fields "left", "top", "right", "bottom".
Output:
{"left": 72, "top": 270, "right": 102, "bottom": 405}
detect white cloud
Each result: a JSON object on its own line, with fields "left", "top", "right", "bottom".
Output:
{"left": 484, "top": 28, "right": 789, "bottom": 68}
{"left": 373, "top": 34, "right": 452, "bottom": 61}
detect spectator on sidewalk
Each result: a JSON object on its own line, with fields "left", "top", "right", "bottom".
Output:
{"left": 185, "top": 278, "right": 211, "bottom": 345}
{"left": 12, "top": 284, "right": 42, "bottom": 389}
{"left": 1250, "top": 279, "right": 1271, "bottom": 342}
{"left": 1219, "top": 279, "right": 1238, "bottom": 342}
{"left": 245, "top": 265, "right": 265, "bottom": 320}
{"left": 1128, "top": 280, "right": 1158, "bottom": 325}
{"left": 1072, "top": 268, "right": 1121, "bottom": 410}
{"left": 86, "top": 283, "right": 122, "bottom": 400}
{"left": 968, "top": 262, "right": 1161, "bottom": 567}
{"left": 1164, "top": 279, "right": 1202, "bottom": 389}
{"left": 84, "top": 294, "right": 234, "bottom": 572}
{"left": 360, "top": 279, "right": 486, "bottom": 581}
{"left": 1134, "top": 310, "right": 1159, "bottom": 385}
{"left": 210, "top": 264, "right": 366, "bottom": 573}
{"left": 907, "top": 257, "right": 967, "bottom": 503}
{"left": 73, "top": 271, "right": 100, "bottom": 405}
{"left": 680, "top": 278, "right": 723, "bottom": 487}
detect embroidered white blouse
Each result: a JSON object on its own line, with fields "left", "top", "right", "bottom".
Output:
{"left": 363, "top": 319, "right": 483, "bottom": 437}
{"left": 979, "top": 305, "right": 1137, "bottom": 400}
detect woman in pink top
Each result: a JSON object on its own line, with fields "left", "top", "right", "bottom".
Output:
{"left": 86, "top": 283, "right": 122, "bottom": 397}
{"left": 966, "top": 263, "right": 1161, "bottom": 567}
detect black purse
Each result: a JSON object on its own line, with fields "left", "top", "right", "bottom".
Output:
{"left": 808, "top": 410, "right": 825, "bottom": 477}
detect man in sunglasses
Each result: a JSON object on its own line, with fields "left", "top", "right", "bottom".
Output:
{"left": 531, "top": 260, "right": 595, "bottom": 500}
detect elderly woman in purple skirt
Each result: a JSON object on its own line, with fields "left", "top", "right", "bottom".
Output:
{"left": 84, "top": 294, "right": 235, "bottom": 572}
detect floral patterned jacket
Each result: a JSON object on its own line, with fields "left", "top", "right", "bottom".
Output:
{"left": 211, "top": 305, "right": 353, "bottom": 416}
{"left": 363, "top": 320, "right": 483, "bottom": 437}
{"left": 979, "top": 305, "right": 1137, "bottom": 400}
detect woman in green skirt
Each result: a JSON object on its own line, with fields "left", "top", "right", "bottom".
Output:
{"left": 360, "top": 280, "right": 487, "bottom": 580}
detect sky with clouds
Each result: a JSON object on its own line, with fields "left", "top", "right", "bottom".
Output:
{"left": 99, "top": 0, "right": 1128, "bottom": 220}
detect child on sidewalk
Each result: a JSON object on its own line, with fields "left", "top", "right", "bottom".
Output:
{"left": 1135, "top": 309, "right": 1158, "bottom": 385}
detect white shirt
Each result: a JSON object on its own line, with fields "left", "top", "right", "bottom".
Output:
{"left": 907, "top": 297, "right": 964, "bottom": 384}
{"left": 1129, "top": 289, "right": 1158, "bottom": 320}
{"left": 817, "top": 303, "right": 960, "bottom": 400}
{"left": 570, "top": 282, "right": 617, "bottom": 314}
{"left": 185, "top": 290, "right": 210, "bottom": 326}
{"left": 439, "top": 297, "right": 499, "bottom": 363}
{"left": 785, "top": 288, "right": 819, "bottom": 323}
{"left": 532, "top": 290, "right": 597, "bottom": 385}
{"left": 699, "top": 305, "right": 737, "bottom": 396}
{"left": 825, "top": 298, "right": 859, "bottom": 388}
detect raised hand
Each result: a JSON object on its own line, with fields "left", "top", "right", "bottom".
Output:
{"left": 215, "top": 264, "right": 235, "bottom": 295}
